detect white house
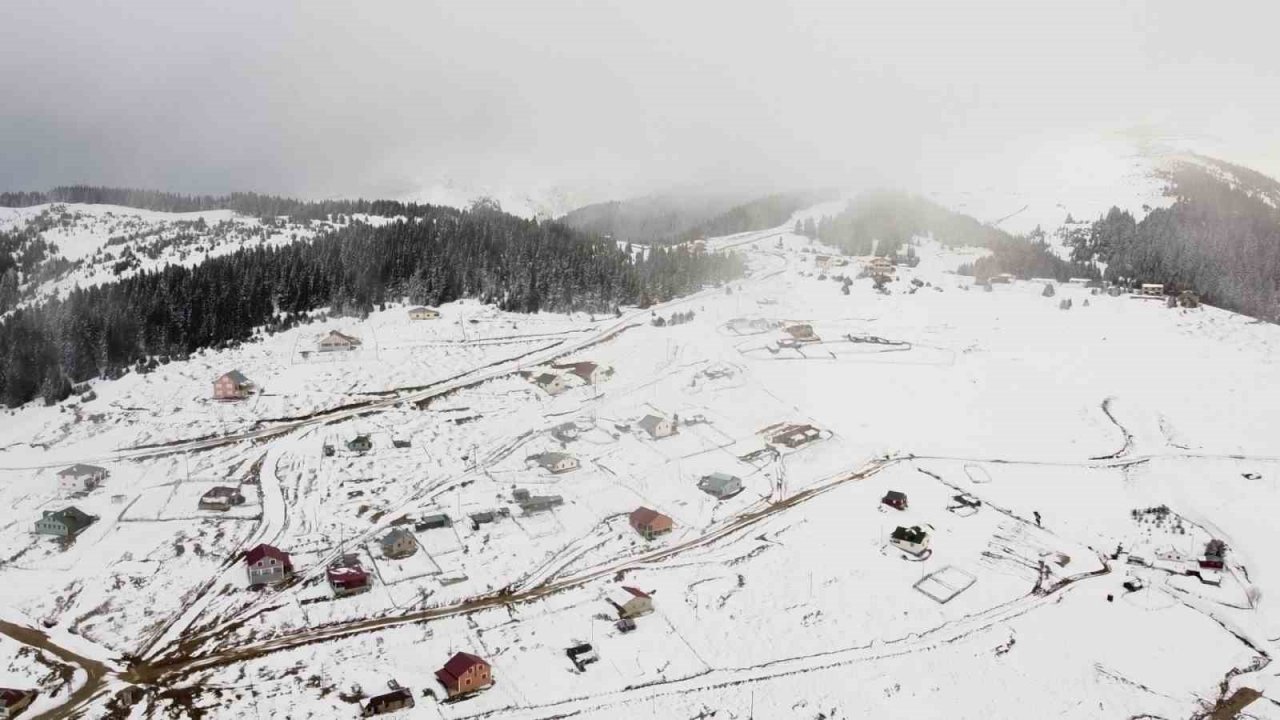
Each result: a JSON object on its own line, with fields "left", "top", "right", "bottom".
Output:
{"left": 1141, "top": 283, "right": 1165, "bottom": 297}
{"left": 57, "top": 464, "right": 107, "bottom": 494}
{"left": 408, "top": 306, "right": 440, "bottom": 320}
{"left": 637, "top": 414, "right": 675, "bottom": 439}
{"left": 608, "top": 586, "right": 654, "bottom": 618}
{"left": 890, "top": 525, "right": 932, "bottom": 556}
{"left": 317, "top": 330, "right": 362, "bottom": 352}
{"left": 528, "top": 452, "right": 579, "bottom": 474}
{"left": 531, "top": 372, "right": 570, "bottom": 396}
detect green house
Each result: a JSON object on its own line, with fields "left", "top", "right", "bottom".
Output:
{"left": 34, "top": 506, "right": 96, "bottom": 538}
{"left": 346, "top": 434, "right": 372, "bottom": 453}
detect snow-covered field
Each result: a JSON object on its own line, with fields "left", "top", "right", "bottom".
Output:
{"left": 0, "top": 211, "right": 1278, "bottom": 718}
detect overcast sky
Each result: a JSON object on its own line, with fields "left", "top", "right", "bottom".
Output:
{"left": 3, "top": 0, "right": 1279, "bottom": 206}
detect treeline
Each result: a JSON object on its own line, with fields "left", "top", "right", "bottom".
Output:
{"left": 796, "top": 190, "right": 1010, "bottom": 257}
{"left": 0, "top": 206, "right": 742, "bottom": 407}
{"left": 558, "top": 191, "right": 746, "bottom": 245}
{"left": 958, "top": 228, "right": 1100, "bottom": 283}
{"left": 679, "top": 192, "right": 828, "bottom": 243}
{"left": 0, "top": 185, "right": 438, "bottom": 222}
{"left": 1065, "top": 161, "right": 1280, "bottom": 319}
{"left": 797, "top": 190, "right": 1099, "bottom": 282}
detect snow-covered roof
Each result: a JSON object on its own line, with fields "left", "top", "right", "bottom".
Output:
{"left": 58, "top": 463, "right": 106, "bottom": 478}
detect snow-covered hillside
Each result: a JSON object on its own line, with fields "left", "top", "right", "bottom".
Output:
{"left": 0, "top": 203, "right": 396, "bottom": 306}
{"left": 0, "top": 209, "right": 1276, "bottom": 718}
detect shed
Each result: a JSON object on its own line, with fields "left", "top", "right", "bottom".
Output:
{"left": 532, "top": 372, "right": 570, "bottom": 396}
{"left": 882, "top": 490, "right": 908, "bottom": 511}
{"left": 363, "top": 687, "right": 415, "bottom": 716}
{"left": 199, "top": 486, "right": 245, "bottom": 511}
{"left": 608, "top": 586, "right": 654, "bottom": 618}
{"left": 415, "top": 513, "right": 451, "bottom": 531}
{"left": 519, "top": 494, "right": 564, "bottom": 514}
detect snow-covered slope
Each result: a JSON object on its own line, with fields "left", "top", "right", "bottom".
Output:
{"left": 0, "top": 210, "right": 1276, "bottom": 718}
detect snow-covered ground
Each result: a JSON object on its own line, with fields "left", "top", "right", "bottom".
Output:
{"left": 0, "top": 213, "right": 1278, "bottom": 718}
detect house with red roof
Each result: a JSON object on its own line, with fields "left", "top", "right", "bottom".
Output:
{"left": 629, "top": 507, "right": 673, "bottom": 539}
{"left": 245, "top": 544, "right": 292, "bottom": 587}
{"left": 0, "top": 688, "right": 36, "bottom": 718}
{"left": 327, "top": 555, "right": 371, "bottom": 596}
{"left": 435, "top": 652, "right": 492, "bottom": 698}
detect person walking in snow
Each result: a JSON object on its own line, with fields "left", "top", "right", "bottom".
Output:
{"left": 1033, "top": 511, "right": 1042, "bottom": 528}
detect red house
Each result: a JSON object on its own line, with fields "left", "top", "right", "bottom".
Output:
{"left": 327, "top": 555, "right": 371, "bottom": 596}
{"left": 212, "top": 370, "right": 255, "bottom": 401}
{"left": 0, "top": 688, "right": 37, "bottom": 718}
{"left": 435, "top": 652, "right": 492, "bottom": 698}
{"left": 629, "top": 507, "right": 673, "bottom": 539}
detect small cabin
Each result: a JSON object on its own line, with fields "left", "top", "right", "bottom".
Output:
{"left": 890, "top": 525, "right": 931, "bottom": 556}
{"left": 363, "top": 687, "right": 414, "bottom": 716}
{"left": 199, "top": 486, "right": 245, "bottom": 511}
{"left": 532, "top": 372, "right": 570, "bottom": 396}
{"left": 408, "top": 306, "right": 440, "bottom": 320}
{"left": 608, "top": 586, "right": 654, "bottom": 618}
{"left": 637, "top": 414, "right": 675, "bottom": 440}
{"left": 212, "top": 370, "right": 255, "bottom": 400}
{"left": 346, "top": 434, "right": 373, "bottom": 453}
{"left": 327, "top": 555, "right": 371, "bottom": 596}
{"left": 1140, "top": 283, "right": 1165, "bottom": 297}
{"left": 415, "top": 513, "right": 451, "bottom": 531}
{"left": 771, "top": 424, "right": 820, "bottom": 449}
{"left": 528, "top": 452, "right": 579, "bottom": 474}
{"left": 317, "top": 330, "right": 362, "bottom": 352}
{"left": 882, "top": 490, "right": 908, "bottom": 511}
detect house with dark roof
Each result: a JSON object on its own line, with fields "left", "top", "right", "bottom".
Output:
{"left": 362, "top": 687, "right": 414, "bottom": 716}
{"left": 528, "top": 452, "right": 579, "bottom": 474}
{"left": 346, "top": 434, "right": 373, "bottom": 453}
{"left": 0, "top": 688, "right": 37, "bottom": 719}
{"left": 213, "top": 370, "right": 255, "bottom": 400}
{"left": 637, "top": 414, "right": 675, "bottom": 440}
{"left": 697, "top": 472, "right": 743, "bottom": 500}
{"left": 245, "top": 544, "right": 292, "bottom": 586}
{"left": 882, "top": 490, "right": 908, "bottom": 511}
{"left": 550, "top": 422, "right": 579, "bottom": 443}
{"left": 890, "top": 525, "right": 931, "bottom": 556}
{"left": 317, "top": 330, "right": 362, "bottom": 352}
{"left": 552, "top": 361, "right": 612, "bottom": 385}
{"left": 607, "top": 586, "right": 654, "bottom": 618}
{"left": 34, "top": 507, "right": 96, "bottom": 538}
{"left": 57, "top": 464, "right": 107, "bottom": 494}
{"left": 518, "top": 494, "right": 564, "bottom": 515}
{"left": 199, "top": 486, "right": 245, "bottom": 511}
{"left": 435, "top": 652, "right": 492, "bottom": 698}
{"left": 771, "top": 424, "right": 820, "bottom": 449}
{"left": 380, "top": 528, "right": 417, "bottom": 559}
{"left": 414, "top": 513, "right": 451, "bottom": 531}
{"left": 531, "top": 372, "right": 570, "bottom": 396}
{"left": 629, "top": 507, "right": 673, "bottom": 539}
